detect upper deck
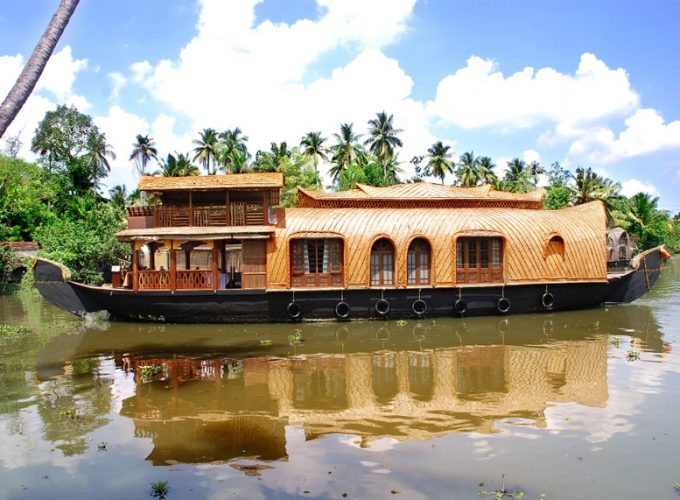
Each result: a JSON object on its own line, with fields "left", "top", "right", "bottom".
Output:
{"left": 125, "top": 172, "right": 283, "bottom": 231}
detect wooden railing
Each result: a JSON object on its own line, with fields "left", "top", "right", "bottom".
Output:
{"left": 136, "top": 269, "right": 214, "bottom": 290}
{"left": 138, "top": 270, "right": 171, "bottom": 290}
{"left": 152, "top": 203, "right": 265, "bottom": 227}
{"left": 176, "top": 270, "right": 213, "bottom": 289}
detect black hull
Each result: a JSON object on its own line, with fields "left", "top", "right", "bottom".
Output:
{"left": 33, "top": 248, "right": 665, "bottom": 324}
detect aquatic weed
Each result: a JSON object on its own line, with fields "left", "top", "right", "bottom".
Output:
{"left": 396, "top": 320, "right": 408, "bottom": 327}
{"left": 627, "top": 350, "right": 641, "bottom": 361}
{"left": 478, "top": 474, "right": 525, "bottom": 499}
{"left": 0, "top": 324, "right": 32, "bottom": 339}
{"left": 288, "top": 330, "right": 303, "bottom": 346}
{"left": 150, "top": 480, "right": 169, "bottom": 499}
{"left": 140, "top": 364, "right": 163, "bottom": 381}
{"left": 610, "top": 336, "right": 621, "bottom": 348}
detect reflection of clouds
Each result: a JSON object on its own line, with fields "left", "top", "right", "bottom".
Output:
{"left": 338, "top": 435, "right": 400, "bottom": 452}
{"left": 468, "top": 434, "right": 497, "bottom": 460}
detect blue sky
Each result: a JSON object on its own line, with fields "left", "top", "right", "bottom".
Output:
{"left": 1, "top": 0, "right": 679, "bottom": 211}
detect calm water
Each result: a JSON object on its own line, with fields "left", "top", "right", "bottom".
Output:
{"left": 1, "top": 259, "right": 679, "bottom": 499}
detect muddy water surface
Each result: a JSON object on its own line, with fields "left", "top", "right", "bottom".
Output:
{"left": 1, "top": 258, "right": 679, "bottom": 499}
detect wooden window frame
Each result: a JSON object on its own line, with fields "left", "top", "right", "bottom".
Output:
{"left": 370, "top": 238, "right": 395, "bottom": 287}
{"left": 290, "top": 238, "right": 344, "bottom": 288}
{"left": 407, "top": 238, "right": 431, "bottom": 285}
{"left": 455, "top": 237, "right": 504, "bottom": 284}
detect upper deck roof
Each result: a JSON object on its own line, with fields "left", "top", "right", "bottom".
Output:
{"left": 297, "top": 183, "right": 545, "bottom": 209}
{"left": 139, "top": 172, "right": 283, "bottom": 192}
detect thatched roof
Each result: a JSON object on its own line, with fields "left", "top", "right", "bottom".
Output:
{"left": 266, "top": 201, "right": 608, "bottom": 288}
{"left": 297, "top": 183, "right": 545, "bottom": 209}
{"left": 139, "top": 172, "right": 283, "bottom": 192}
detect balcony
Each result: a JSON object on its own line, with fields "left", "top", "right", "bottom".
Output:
{"left": 127, "top": 202, "right": 279, "bottom": 229}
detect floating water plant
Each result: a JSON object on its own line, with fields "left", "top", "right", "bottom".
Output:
{"left": 140, "top": 364, "right": 163, "bottom": 381}
{"left": 627, "top": 350, "right": 641, "bottom": 361}
{"left": 150, "top": 480, "right": 168, "bottom": 499}
{"left": 478, "top": 474, "right": 524, "bottom": 499}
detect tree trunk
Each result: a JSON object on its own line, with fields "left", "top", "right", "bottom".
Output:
{"left": 0, "top": 0, "right": 80, "bottom": 139}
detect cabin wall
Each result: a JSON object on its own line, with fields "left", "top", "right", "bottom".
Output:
{"left": 266, "top": 202, "right": 608, "bottom": 289}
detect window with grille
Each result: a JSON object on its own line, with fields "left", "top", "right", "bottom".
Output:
{"left": 370, "top": 238, "right": 395, "bottom": 286}
{"left": 456, "top": 237, "right": 503, "bottom": 283}
{"left": 291, "top": 238, "right": 343, "bottom": 287}
{"left": 407, "top": 238, "right": 431, "bottom": 285}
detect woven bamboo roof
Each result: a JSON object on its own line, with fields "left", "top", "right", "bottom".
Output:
{"left": 297, "top": 183, "right": 545, "bottom": 208}
{"left": 139, "top": 172, "right": 283, "bottom": 192}
{"left": 267, "top": 201, "right": 608, "bottom": 288}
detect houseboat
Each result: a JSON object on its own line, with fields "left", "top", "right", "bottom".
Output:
{"left": 34, "top": 173, "right": 668, "bottom": 323}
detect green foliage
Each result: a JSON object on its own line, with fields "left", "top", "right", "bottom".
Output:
{"left": 544, "top": 185, "right": 571, "bottom": 210}
{"left": 279, "top": 150, "right": 322, "bottom": 207}
{"left": 34, "top": 202, "right": 127, "bottom": 285}
{"left": 31, "top": 105, "right": 114, "bottom": 194}
{"left": 150, "top": 480, "right": 169, "bottom": 499}
{"left": 0, "top": 245, "right": 17, "bottom": 288}
{"left": 140, "top": 364, "right": 163, "bottom": 381}
{"left": 0, "top": 155, "right": 59, "bottom": 240}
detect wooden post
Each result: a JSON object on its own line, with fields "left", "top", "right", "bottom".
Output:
{"left": 212, "top": 243, "right": 219, "bottom": 291}
{"left": 221, "top": 240, "right": 226, "bottom": 272}
{"left": 169, "top": 241, "right": 177, "bottom": 291}
{"left": 262, "top": 190, "right": 269, "bottom": 224}
{"left": 189, "top": 191, "right": 193, "bottom": 227}
{"left": 185, "top": 249, "right": 191, "bottom": 270}
{"left": 225, "top": 190, "right": 230, "bottom": 226}
{"left": 132, "top": 241, "right": 139, "bottom": 292}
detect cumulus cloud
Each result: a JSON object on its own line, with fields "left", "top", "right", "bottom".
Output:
{"left": 0, "top": 47, "right": 89, "bottom": 158}
{"left": 108, "top": 72, "right": 127, "bottom": 100}
{"left": 620, "top": 179, "right": 659, "bottom": 197}
{"left": 127, "top": 0, "right": 428, "bottom": 182}
{"left": 36, "top": 45, "right": 88, "bottom": 103}
{"left": 568, "top": 108, "right": 680, "bottom": 163}
{"left": 428, "top": 53, "right": 639, "bottom": 131}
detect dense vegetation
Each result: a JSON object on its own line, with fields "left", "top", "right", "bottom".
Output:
{"left": 1, "top": 105, "right": 678, "bottom": 289}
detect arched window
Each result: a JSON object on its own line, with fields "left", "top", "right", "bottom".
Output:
{"left": 370, "top": 238, "right": 395, "bottom": 286}
{"left": 407, "top": 238, "right": 431, "bottom": 285}
{"left": 545, "top": 235, "right": 565, "bottom": 258}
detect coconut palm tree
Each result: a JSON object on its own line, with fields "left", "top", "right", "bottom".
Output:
{"left": 456, "top": 151, "right": 481, "bottom": 187}
{"left": 426, "top": 141, "right": 455, "bottom": 184}
{"left": 0, "top": 0, "right": 80, "bottom": 138}
{"left": 300, "top": 131, "right": 328, "bottom": 171}
{"left": 192, "top": 128, "right": 219, "bottom": 174}
{"left": 217, "top": 127, "right": 249, "bottom": 173}
{"left": 155, "top": 153, "right": 199, "bottom": 177}
{"left": 477, "top": 156, "right": 498, "bottom": 186}
{"left": 85, "top": 132, "right": 115, "bottom": 192}
{"left": 330, "top": 123, "right": 363, "bottom": 181}
{"left": 129, "top": 134, "right": 158, "bottom": 176}
{"left": 365, "top": 111, "right": 403, "bottom": 180}
{"left": 109, "top": 184, "right": 128, "bottom": 210}
{"left": 504, "top": 158, "right": 534, "bottom": 193}
{"left": 571, "top": 167, "right": 621, "bottom": 223}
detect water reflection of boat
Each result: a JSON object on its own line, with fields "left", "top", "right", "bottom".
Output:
{"left": 114, "top": 339, "right": 608, "bottom": 464}
{"left": 33, "top": 174, "right": 669, "bottom": 323}
{"left": 31, "top": 306, "right": 671, "bottom": 465}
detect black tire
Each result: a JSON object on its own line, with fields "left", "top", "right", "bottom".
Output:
{"left": 497, "top": 297, "right": 511, "bottom": 314}
{"left": 287, "top": 301, "right": 302, "bottom": 320}
{"left": 541, "top": 292, "right": 555, "bottom": 310}
{"left": 453, "top": 299, "right": 467, "bottom": 315}
{"left": 412, "top": 299, "right": 427, "bottom": 316}
{"left": 335, "top": 301, "right": 351, "bottom": 319}
{"left": 374, "top": 298, "right": 390, "bottom": 316}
